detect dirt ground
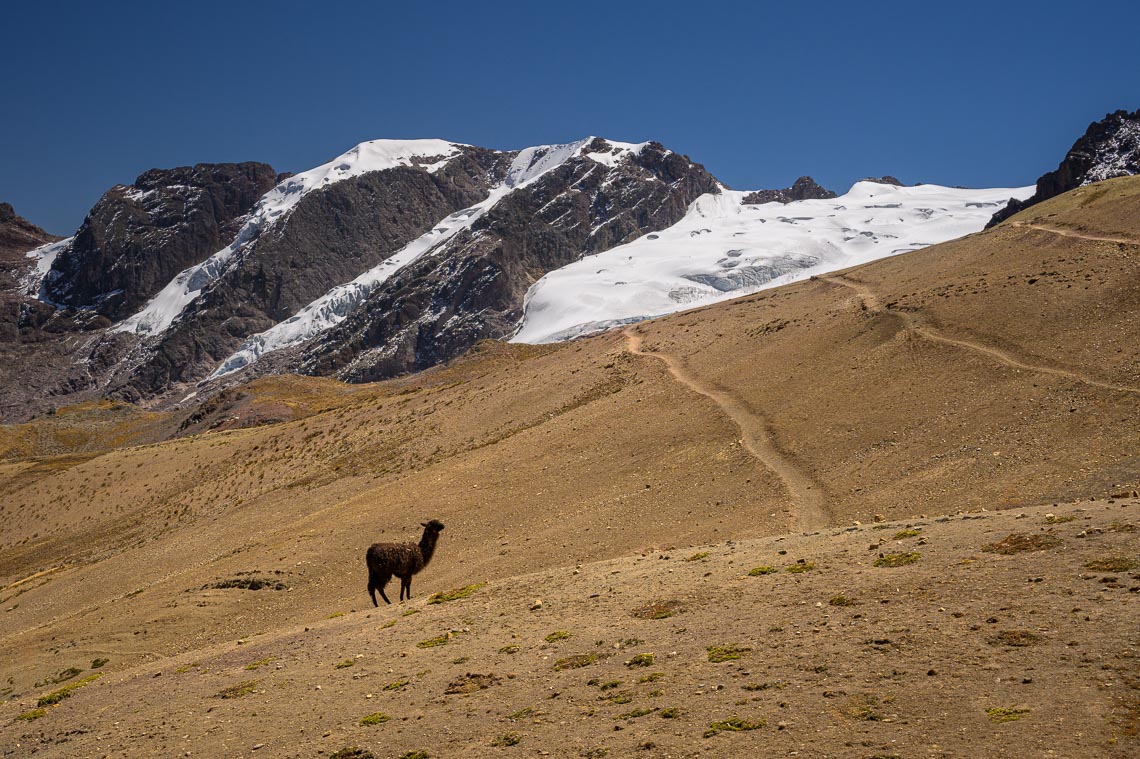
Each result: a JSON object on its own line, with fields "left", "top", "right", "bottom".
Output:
{"left": 1, "top": 178, "right": 1138, "bottom": 757}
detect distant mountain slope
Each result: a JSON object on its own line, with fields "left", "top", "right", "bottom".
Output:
{"left": 0, "top": 203, "right": 60, "bottom": 290}
{"left": 988, "top": 108, "right": 1140, "bottom": 226}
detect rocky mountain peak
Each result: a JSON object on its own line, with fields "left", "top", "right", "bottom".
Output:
{"left": 741, "top": 176, "right": 837, "bottom": 205}
{"left": 988, "top": 108, "right": 1140, "bottom": 227}
{"left": 0, "top": 202, "right": 60, "bottom": 262}
{"left": 42, "top": 161, "right": 279, "bottom": 319}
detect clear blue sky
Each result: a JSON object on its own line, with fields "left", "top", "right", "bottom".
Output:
{"left": 3, "top": 0, "right": 1138, "bottom": 235}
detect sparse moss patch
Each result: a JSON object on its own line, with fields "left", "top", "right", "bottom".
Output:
{"left": 359, "top": 712, "right": 390, "bottom": 726}
{"left": 335, "top": 658, "right": 355, "bottom": 669}
{"left": 491, "top": 731, "right": 522, "bottom": 746}
{"left": 627, "top": 653, "right": 654, "bottom": 667}
{"left": 37, "top": 673, "right": 101, "bottom": 706}
{"left": 984, "top": 533, "right": 1062, "bottom": 554}
{"left": 383, "top": 679, "right": 409, "bottom": 691}
{"left": 545, "top": 630, "right": 571, "bottom": 642}
{"left": 986, "top": 706, "right": 1030, "bottom": 722}
{"left": 554, "top": 653, "right": 599, "bottom": 671}
{"left": 786, "top": 561, "right": 814, "bottom": 573}
{"left": 874, "top": 552, "right": 921, "bottom": 567}
{"left": 213, "top": 679, "right": 257, "bottom": 699}
{"left": 893, "top": 529, "right": 920, "bottom": 539}
{"left": 631, "top": 600, "right": 684, "bottom": 619}
{"left": 704, "top": 716, "right": 764, "bottom": 736}
{"left": 686, "top": 552, "right": 710, "bottom": 562}
{"left": 748, "top": 565, "right": 777, "bottom": 576}
{"left": 1085, "top": 557, "right": 1137, "bottom": 572}
{"left": 428, "top": 582, "right": 486, "bottom": 604}
{"left": 707, "top": 645, "right": 751, "bottom": 663}
{"left": 17, "top": 708, "right": 47, "bottom": 721}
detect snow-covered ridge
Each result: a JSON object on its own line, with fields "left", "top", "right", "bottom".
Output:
{"left": 510, "top": 180, "right": 1035, "bottom": 344}
{"left": 112, "top": 139, "right": 468, "bottom": 337}
{"left": 23, "top": 237, "right": 74, "bottom": 298}
{"left": 207, "top": 137, "right": 634, "bottom": 379}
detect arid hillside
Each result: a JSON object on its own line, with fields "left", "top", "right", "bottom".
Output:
{"left": 1, "top": 177, "right": 1138, "bottom": 757}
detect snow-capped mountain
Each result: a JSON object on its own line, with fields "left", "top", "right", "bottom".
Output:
{"left": 10, "top": 107, "right": 1136, "bottom": 419}
{"left": 512, "top": 181, "right": 1032, "bottom": 344}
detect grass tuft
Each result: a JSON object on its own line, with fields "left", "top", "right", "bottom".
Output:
{"left": 707, "top": 645, "right": 751, "bottom": 663}
{"left": 748, "top": 566, "right": 777, "bottom": 576}
{"left": 986, "top": 706, "right": 1030, "bottom": 722}
{"left": 554, "top": 653, "right": 599, "bottom": 671}
{"left": 428, "top": 582, "right": 486, "bottom": 604}
{"left": 213, "top": 679, "right": 257, "bottom": 699}
{"left": 874, "top": 552, "right": 921, "bottom": 568}
{"left": 359, "top": 712, "right": 390, "bottom": 726}
{"left": 704, "top": 716, "right": 764, "bottom": 737}
{"left": 36, "top": 673, "right": 102, "bottom": 707}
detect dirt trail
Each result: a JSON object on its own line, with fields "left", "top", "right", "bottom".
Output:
{"left": 1012, "top": 221, "right": 1140, "bottom": 246}
{"left": 820, "top": 273, "right": 1140, "bottom": 396}
{"left": 623, "top": 327, "right": 828, "bottom": 531}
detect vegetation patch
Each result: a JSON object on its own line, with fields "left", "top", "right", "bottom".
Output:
{"left": 90, "top": 658, "right": 110, "bottom": 669}
{"left": 627, "top": 653, "right": 655, "bottom": 667}
{"left": 707, "top": 645, "right": 751, "bottom": 663}
{"left": 828, "top": 594, "right": 855, "bottom": 606}
{"left": 554, "top": 653, "right": 600, "bottom": 671}
{"left": 986, "top": 706, "right": 1030, "bottom": 722}
{"left": 874, "top": 552, "right": 921, "bottom": 567}
{"left": 245, "top": 657, "right": 274, "bottom": 671}
{"left": 748, "top": 566, "right": 777, "bottom": 576}
{"left": 630, "top": 600, "right": 684, "bottom": 619}
{"left": 507, "top": 706, "right": 535, "bottom": 721}
{"left": 398, "top": 752, "right": 429, "bottom": 759}
{"left": 989, "top": 630, "right": 1041, "bottom": 647}
{"left": 842, "top": 694, "right": 882, "bottom": 721}
{"left": 686, "top": 552, "right": 710, "bottom": 562}
{"left": 383, "top": 679, "right": 409, "bottom": 691}
{"left": 786, "top": 561, "right": 814, "bottom": 573}
{"left": 704, "top": 716, "right": 764, "bottom": 737}
{"left": 743, "top": 681, "right": 787, "bottom": 691}
{"left": 417, "top": 631, "right": 459, "bottom": 648}
{"left": 204, "top": 576, "right": 287, "bottom": 591}
{"left": 1044, "top": 514, "right": 1077, "bottom": 524}
{"left": 604, "top": 691, "right": 633, "bottom": 705}
{"left": 359, "top": 712, "right": 390, "bottom": 726}
{"left": 983, "top": 533, "right": 1062, "bottom": 554}
{"left": 330, "top": 749, "right": 375, "bottom": 759}
{"left": 213, "top": 679, "right": 257, "bottom": 699}
{"left": 37, "top": 673, "right": 102, "bottom": 706}
{"left": 499, "top": 645, "right": 520, "bottom": 654}
{"left": 17, "top": 708, "right": 47, "bottom": 721}
{"left": 893, "top": 529, "right": 920, "bottom": 539}
{"left": 444, "top": 673, "right": 501, "bottom": 694}
{"left": 37, "top": 667, "right": 82, "bottom": 687}
{"left": 491, "top": 731, "right": 522, "bottom": 747}
{"left": 1085, "top": 557, "right": 1137, "bottom": 572}
{"left": 428, "top": 582, "right": 486, "bottom": 604}
{"left": 335, "top": 658, "right": 355, "bottom": 669}
{"left": 639, "top": 672, "right": 665, "bottom": 683}
{"left": 402, "top": 608, "right": 420, "bottom": 616}
{"left": 545, "top": 630, "right": 572, "bottom": 642}
{"left": 659, "top": 707, "right": 681, "bottom": 718}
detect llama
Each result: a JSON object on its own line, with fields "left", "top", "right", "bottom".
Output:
{"left": 366, "top": 519, "right": 445, "bottom": 605}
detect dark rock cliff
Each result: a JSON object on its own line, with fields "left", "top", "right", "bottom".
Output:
{"left": 988, "top": 109, "right": 1140, "bottom": 227}
{"left": 742, "top": 176, "right": 836, "bottom": 205}
{"left": 296, "top": 141, "right": 721, "bottom": 383}
{"left": 42, "top": 162, "right": 279, "bottom": 319}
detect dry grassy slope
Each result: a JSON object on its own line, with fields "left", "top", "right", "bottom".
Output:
{"left": 2, "top": 499, "right": 1138, "bottom": 758}
{"left": 0, "top": 177, "right": 1138, "bottom": 755}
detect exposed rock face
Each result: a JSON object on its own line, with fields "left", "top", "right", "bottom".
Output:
{"left": 115, "top": 148, "right": 512, "bottom": 397}
{"left": 42, "top": 162, "right": 279, "bottom": 319}
{"left": 988, "top": 109, "right": 1140, "bottom": 227}
{"left": 295, "top": 142, "right": 720, "bottom": 383}
{"left": 861, "top": 176, "right": 905, "bottom": 187}
{"left": 741, "top": 176, "right": 836, "bottom": 205}
{"left": 0, "top": 203, "right": 60, "bottom": 261}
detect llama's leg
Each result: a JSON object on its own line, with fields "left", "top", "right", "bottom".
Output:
{"left": 374, "top": 571, "right": 392, "bottom": 605}
{"left": 400, "top": 575, "right": 412, "bottom": 601}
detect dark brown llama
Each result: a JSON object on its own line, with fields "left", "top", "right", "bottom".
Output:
{"left": 365, "top": 519, "right": 445, "bottom": 605}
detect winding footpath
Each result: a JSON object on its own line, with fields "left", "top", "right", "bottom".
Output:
{"left": 623, "top": 327, "right": 829, "bottom": 532}
{"left": 1011, "top": 221, "right": 1140, "bottom": 246}
{"left": 819, "top": 273, "right": 1140, "bottom": 397}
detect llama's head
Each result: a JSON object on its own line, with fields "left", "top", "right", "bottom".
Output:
{"left": 421, "top": 519, "right": 445, "bottom": 533}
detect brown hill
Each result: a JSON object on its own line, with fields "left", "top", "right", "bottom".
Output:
{"left": 1, "top": 176, "right": 1138, "bottom": 757}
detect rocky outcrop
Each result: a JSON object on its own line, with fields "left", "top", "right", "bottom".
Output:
{"left": 115, "top": 148, "right": 512, "bottom": 397}
{"left": 0, "top": 203, "right": 61, "bottom": 290}
{"left": 295, "top": 142, "right": 720, "bottom": 383}
{"left": 860, "top": 176, "right": 905, "bottom": 187}
{"left": 42, "top": 162, "right": 279, "bottom": 319}
{"left": 742, "top": 176, "right": 836, "bottom": 205}
{"left": 988, "top": 109, "right": 1140, "bottom": 227}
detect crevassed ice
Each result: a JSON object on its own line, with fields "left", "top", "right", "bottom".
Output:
{"left": 510, "top": 180, "right": 1035, "bottom": 344}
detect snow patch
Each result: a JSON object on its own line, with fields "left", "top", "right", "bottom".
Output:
{"left": 23, "top": 237, "right": 74, "bottom": 297}
{"left": 113, "top": 139, "right": 467, "bottom": 337}
{"left": 511, "top": 181, "right": 1035, "bottom": 344}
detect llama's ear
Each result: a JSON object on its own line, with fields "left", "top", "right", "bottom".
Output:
{"left": 420, "top": 522, "right": 427, "bottom": 527}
